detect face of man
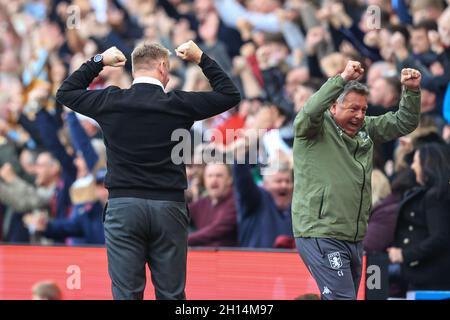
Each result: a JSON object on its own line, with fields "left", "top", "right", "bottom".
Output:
{"left": 263, "top": 170, "right": 293, "bottom": 210}
{"left": 285, "top": 67, "right": 309, "bottom": 100}
{"left": 34, "top": 153, "right": 59, "bottom": 187}
{"left": 204, "top": 163, "right": 232, "bottom": 202}
{"left": 330, "top": 92, "right": 368, "bottom": 138}
{"left": 410, "top": 28, "right": 430, "bottom": 55}
{"left": 369, "top": 78, "right": 386, "bottom": 106}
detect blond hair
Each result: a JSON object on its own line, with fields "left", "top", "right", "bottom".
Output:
{"left": 131, "top": 42, "right": 171, "bottom": 74}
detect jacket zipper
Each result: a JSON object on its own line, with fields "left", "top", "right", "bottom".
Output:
{"left": 353, "top": 141, "right": 365, "bottom": 241}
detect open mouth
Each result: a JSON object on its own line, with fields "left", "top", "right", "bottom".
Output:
{"left": 277, "top": 190, "right": 288, "bottom": 197}
{"left": 348, "top": 121, "right": 361, "bottom": 130}
{"left": 209, "top": 183, "right": 220, "bottom": 191}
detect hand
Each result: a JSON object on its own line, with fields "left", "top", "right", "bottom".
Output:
{"left": 0, "top": 163, "right": 17, "bottom": 183}
{"left": 340, "top": 60, "right": 364, "bottom": 82}
{"left": 401, "top": 68, "right": 421, "bottom": 91}
{"left": 101, "top": 46, "right": 127, "bottom": 67}
{"left": 387, "top": 247, "right": 404, "bottom": 263}
{"left": 305, "top": 26, "right": 326, "bottom": 55}
{"left": 233, "top": 56, "right": 247, "bottom": 75}
{"left": 175, "top": 40, "right": 203, "bottom": 64}
{"left": 236, "top": 18, "right": 253, "bottom": 40}
{"left": 23, "top": 211, "right": 48, "bottom": 232}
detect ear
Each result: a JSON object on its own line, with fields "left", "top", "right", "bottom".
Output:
{"left": 330, "top": 102, "right": 337, "bottom": 115}
{"left": 158, "top": 61, "right": 165, "bottom": 74}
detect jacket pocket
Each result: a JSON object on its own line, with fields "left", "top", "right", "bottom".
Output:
{"left": 318, "top": 188, "right": 326, "bottom": 219}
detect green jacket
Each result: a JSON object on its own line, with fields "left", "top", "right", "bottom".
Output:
{"left": 292, "top": 75, "right": 420, "bottom": 242}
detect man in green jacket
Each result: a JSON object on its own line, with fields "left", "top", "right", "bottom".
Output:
{"left": 292, "top": 60, "right": 421, "bottom": 299}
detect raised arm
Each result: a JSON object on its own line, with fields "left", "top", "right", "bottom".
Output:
{"left": 294, "top": 60, "right": 364, "bottom": 138}
{"left": 174, "top": 41, "right": 241, "bottom": 120}
{"left": 366, "top": 68, "right": 421, "bottom": 143}
{"left": 232, "top": 162, "right": 262, "bottom": 220}
{"left": 0, "top": 163, "right": 52, "bottom": 212}
{"left": 66, "top": 111, "right": 99, "bottom": 172}
{"left": 55, "top": 47, "right": 126, "bottom": 118}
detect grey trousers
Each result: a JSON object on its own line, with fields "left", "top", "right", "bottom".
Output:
{"left": 295, "top": 237, "right": 363, "bottom": 300}
{"left": 104, "top": 197, "right": 189, "bottom": 300}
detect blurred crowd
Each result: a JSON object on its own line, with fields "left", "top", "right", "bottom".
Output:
{"left": 0, "top": 0, "right": 450, "bottom": 296}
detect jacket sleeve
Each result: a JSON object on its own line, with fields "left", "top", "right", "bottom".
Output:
{"left": 55, "top": 60, "right": 119, "bottom": 118}
{"left": 294, "top": 75, "right": 346, "bottom": 139}
{"left": 0, "top": 178, "right": 52, "bottom": 212}
{"left": 66, "top": 112, "right": 99, "bottom": 172}
{"left": 365, "top": 88, "right": 420, "bottom": 143}
{"left": 175, "top": 54, "right": 241, "bottom": 121}
{"left": 402, "top": 193, "right": 450, "bottom": 264}
{"left": 44, "top": 213, "right": 84, "bottom": 239}
{"left": 232, "top": 163, "right": 262, "bottom": 220}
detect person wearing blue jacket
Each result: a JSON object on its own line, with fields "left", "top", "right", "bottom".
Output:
{"left": 232, "top": 161, "right": 294, "bottom": 248}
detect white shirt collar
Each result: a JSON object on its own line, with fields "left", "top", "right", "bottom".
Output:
{"left": 132, "top": 76, "right": 164, "bottom": 90}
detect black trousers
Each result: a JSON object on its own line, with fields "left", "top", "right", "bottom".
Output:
{"left": 104, "top": 197, "right": 189, "bottom": 300}
{"left": 295, "top": 237, "right": 363, "bottom": 300}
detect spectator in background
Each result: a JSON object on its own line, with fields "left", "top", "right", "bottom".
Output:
{"left": 188, "top": 163, "right": 237, "bottom": 247}
{"left": 31, "top": 280, "right": 62, "bottom": 300}
{"left": 364, "top": 168, "right": 417, "bottom": 255}
{"left": 368, "top": 77, "right": 401, "bottom": 115}
{"left": 233, "top": 159, "right": 294, "bottom": 249}
{"left": 0, "top": 151, "right": 62, "bottom": 243}
{"left": 388, "top": 143, "right": 450, "bottom": 293}
{"left": 23, "top": 167, "right": 108, "bottom": 245}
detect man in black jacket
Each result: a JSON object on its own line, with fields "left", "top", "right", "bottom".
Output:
{"left": 56, "top": 40, "right": 241, "bottom": 299}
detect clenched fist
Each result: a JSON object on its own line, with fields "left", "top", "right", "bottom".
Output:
{"left": 175, "top": 40, "right": 203, "bottom": 64}
{"left": 401, "top": 68, "right": 421, "bottom": 91}
{"left": 102, "top": 46, "right": 127, "bottom": 67}
{"left": 340, "top": 60, "right": 364, "bottom": 82}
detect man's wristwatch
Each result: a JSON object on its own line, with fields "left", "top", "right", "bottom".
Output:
{"left": 92, "top": 54, "right": 103, "bottom": 64}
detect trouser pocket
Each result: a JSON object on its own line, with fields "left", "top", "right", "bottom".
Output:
{"left": 102, "top": 201, "right": 108, "bottom": 223}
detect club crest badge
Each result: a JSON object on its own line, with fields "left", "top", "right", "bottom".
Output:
{"left": 328, "top": 252, "right": 342, "bottom": 269}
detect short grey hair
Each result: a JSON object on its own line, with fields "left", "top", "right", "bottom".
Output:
{"left": 336, "top": 81, "right": 369, "bottom": 104}
{"left": 131, "top": 42, "right": 171, "bottom": 73}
